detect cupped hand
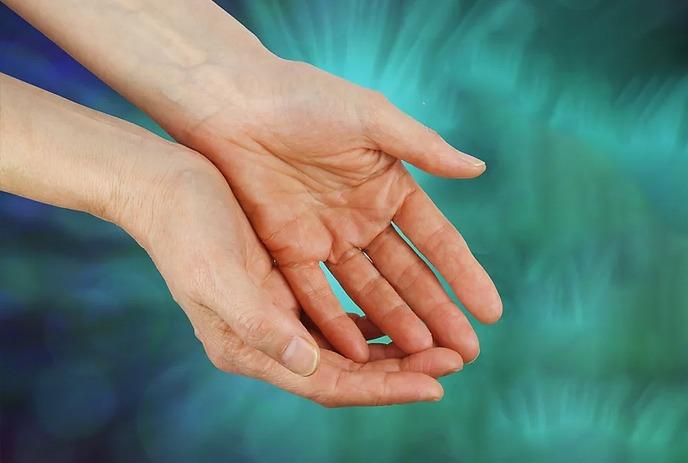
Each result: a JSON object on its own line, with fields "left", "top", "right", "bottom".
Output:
{"left": 123, "top": 148, "right": 462, "bottom": 406}
{"left": 175, "top": 58, "right": 503, "bottom": 364}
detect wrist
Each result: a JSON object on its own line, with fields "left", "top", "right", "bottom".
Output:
{"left": 0, "top": 74, "right": 155, "bottom": 226}
{"left": 105, "top": 143, "right": 220, "bottom": 249}
{"left": 154, "top": 44, "right": 281, "bottom": 146}
{"left": 4, "top": 0, "right": 277, "bottom": 146}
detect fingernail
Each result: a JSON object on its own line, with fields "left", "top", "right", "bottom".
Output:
{"left": 282, "top": 336, "right": 319, "bottom": 376}
{"left": 467, "top": 348, "right": 480, "bottom": 365}
{"left": 458, "top": 150, "right": 486, "bottom": 168}
{"left": 427, "top": 383, "right": 445, "bottom": 402}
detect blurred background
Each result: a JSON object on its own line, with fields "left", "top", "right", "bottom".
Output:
{"left": 1, "top": 0, "right": 687, "bottom": 461}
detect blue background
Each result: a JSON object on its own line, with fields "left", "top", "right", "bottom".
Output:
{"left": 1, "top": 1, "right": 687, "bottom": 462}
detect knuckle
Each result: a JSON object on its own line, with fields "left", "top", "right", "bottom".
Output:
{"left": 396, "top": 261, "right": 425, "bottom": 292}
{"left": 155, "top": 252, "right": 223, "bottom": 313}
{"left": 303, "top": 284, "right": 332, "bottom": 305}
{"left": 208, "top": 336, "right": 241, "bottom": 373}
{"left": 207, "top": 352, "right": 227, "bottom": 371}
{"left": 423, "top": 222, "right": 454, "bottom": 255}
{"left": 206, "top": 345, "right": 233, "bottom": 372}
{"left": 170, "top": 252, "right": 221, "bottom": 307}
{"left": 358, "top": 274, "right": 386, "bottom": 299}
{"left": 365, "top": 227, "right": 394, "bottom": 255}
{"left": 197, "top": 320, "right": 239, "bottom": 373}
{"left": 235, "top": 312, "right": 276, "bottom": 346}
{"left": 330, "top": 247, "right": 360, "bottom": 266}
{"left": 312, "top": 371, "right": 348, "bottom": 408}
{"left": 381, "top": 303, "right": 411, "bottom": 325}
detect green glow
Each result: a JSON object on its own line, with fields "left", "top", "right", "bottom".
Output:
{"left": 1, "top": 1, "right": 686, "bottom": 461}
{"left": 232, "top": 1, "right": 688, "bottom": 461}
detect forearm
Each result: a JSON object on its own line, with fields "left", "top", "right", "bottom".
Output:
{"left": 0, "top": 73, "right": 185, "bottom": 233}
{"left": 2, "top": 0, "right": 273, "bottom": 140}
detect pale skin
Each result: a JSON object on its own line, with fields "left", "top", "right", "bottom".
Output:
{"left": 0, "top": 74, "right": 462, "bottom": 406}
{"left": 2, "top": 0, "right": 503, "bottom": 405}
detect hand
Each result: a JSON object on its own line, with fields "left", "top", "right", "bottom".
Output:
{"left": 123, "top": 150, "right": 464, "bottom": 407}
{"left": 4, "top": 0, "right": 502, "bottom": 364}
{"left": 174, "top": 58, "right": 503, "bottom": 364}
{"left": 0, "top": 73, "right": 463, "bottom": 406}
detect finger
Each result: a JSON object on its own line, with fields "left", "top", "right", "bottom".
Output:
{"left": 303, "top": 322, "right": 333, "bottom": 349}
{"left": 364, "top": 91, "right": 486, "bottom": 178}
{"left": 302, "top": 313, "right": 382, "bottom": 352}
{"left": 260, "top": 266, "right": 301, "bottom": 317}
{"left": 187, "top": 308, "right": 444, "bottom": 407}
{"left": 305, "top": 312, "right": 383, "bottom": 341}
{"left": 280, "top": 263, "right": 369, "bottom": 363}
{"left": 321, "top": 368, "right": 444, "bottom": 407}
{"left": 207, "top": 269, "right": 321, "bottom": 377}
{"left": 347, "top": 313, "right": 384, "bottom": 340}
{"left": 363, "top": 346, "right": 463, "bottom": 378}
{"left": 394, "top": 188, "right": 503, "bottom": 324}
{"left": 366, "top": 226, "right": 480, "bottom": 362}
{"left": 327, "top": 248, "right": 433, "bottom": 354}
{"left": 368, "top": 342, "right": 406, "bottom": 360}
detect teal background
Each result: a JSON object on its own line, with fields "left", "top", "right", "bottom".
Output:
{"left": 1, "top": 1, "right": 687, "bottom": 462}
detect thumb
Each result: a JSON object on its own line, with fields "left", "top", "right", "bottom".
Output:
{"left": 365, "top": 91, "right": 486, "bottom": 178}
{"left": 213, "top": 272, "right": 321, "bottom": 377}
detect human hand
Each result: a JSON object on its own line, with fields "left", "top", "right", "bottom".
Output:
{"left": 0, "top": 74, "right": 463, "bottom": 406}
{"left": 5, "top": 0, "right": 502, "bottom": 365}
{"left": 116, "top": 149, "right": 465, "bottom": 407}
{"left": 172, "top": 58, "right": 503, "bottom": 364}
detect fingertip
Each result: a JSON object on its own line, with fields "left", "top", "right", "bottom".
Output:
{"left": 453, "top": 161, "right": 486, "bottom": 179}
{"left": 319, "top": 313, "right": 371, "bottom": 363}
{"left": 392, "top": 319, "right": 434, "bottom": 354}
{"left": 282, "top": 335, "right": 321, "bottom": 377}
{"left": 306, "top": 334, "right": 322, "bottom": 376}
{"left": 370, "top": 97, "right": 486, "bottom": 180}
{"left": 427, "top": 381, "right": 445, "bottom": 402}
{"left": 418, "top": 333, "right": 435, "bottom": 352}
{"left": 467, "top": 282, "right": 503, "bottom": 325}
{"left": 409, "top": 324, "right": 435, "bottom": 352}
{"left": 439, "top": 145, "right": 487, "bottom": 179}
{"left": 421, "top": 154, "right": 487, "bottom": 179}
{"left": 461, "top": 333, "right": 481, "bottom": 364}
{"left": 426, "top": 303, "right": 480, "bottom": 363}
{"left": 444, "top": 349, "right": 464, "bottom": 375}
{"left": 472, "top": 160, "right": 487, "bottom": 176}
{"left": 305, "top": 345, "right": 321, "bottom": 377}
{"left": 478, "top": 298, "right": 503, "bottom": 325}
{"left": 407, "top": 347, "right": 463, "bottom": 378}
{"left": 466, "top": 347, "right": 480, "bottom": 365}
{"left": 347, "top": 338, "right": 370, "bottom": 364}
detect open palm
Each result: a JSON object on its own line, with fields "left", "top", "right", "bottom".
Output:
{"left": 179, "top": 59, "right": 502, "bottom": 364}
{"left": 141, "top": 153, "right": 462, "bottom": 406}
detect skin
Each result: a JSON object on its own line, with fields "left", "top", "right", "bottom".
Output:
{"left": 0, "top": 73, "right": 463, "bottom": 407}
{"left": 4, "top": 0, "right": 503, "bottom": 366}
{"left": 180, "top": 59, "right": 503, "bottom": 365}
